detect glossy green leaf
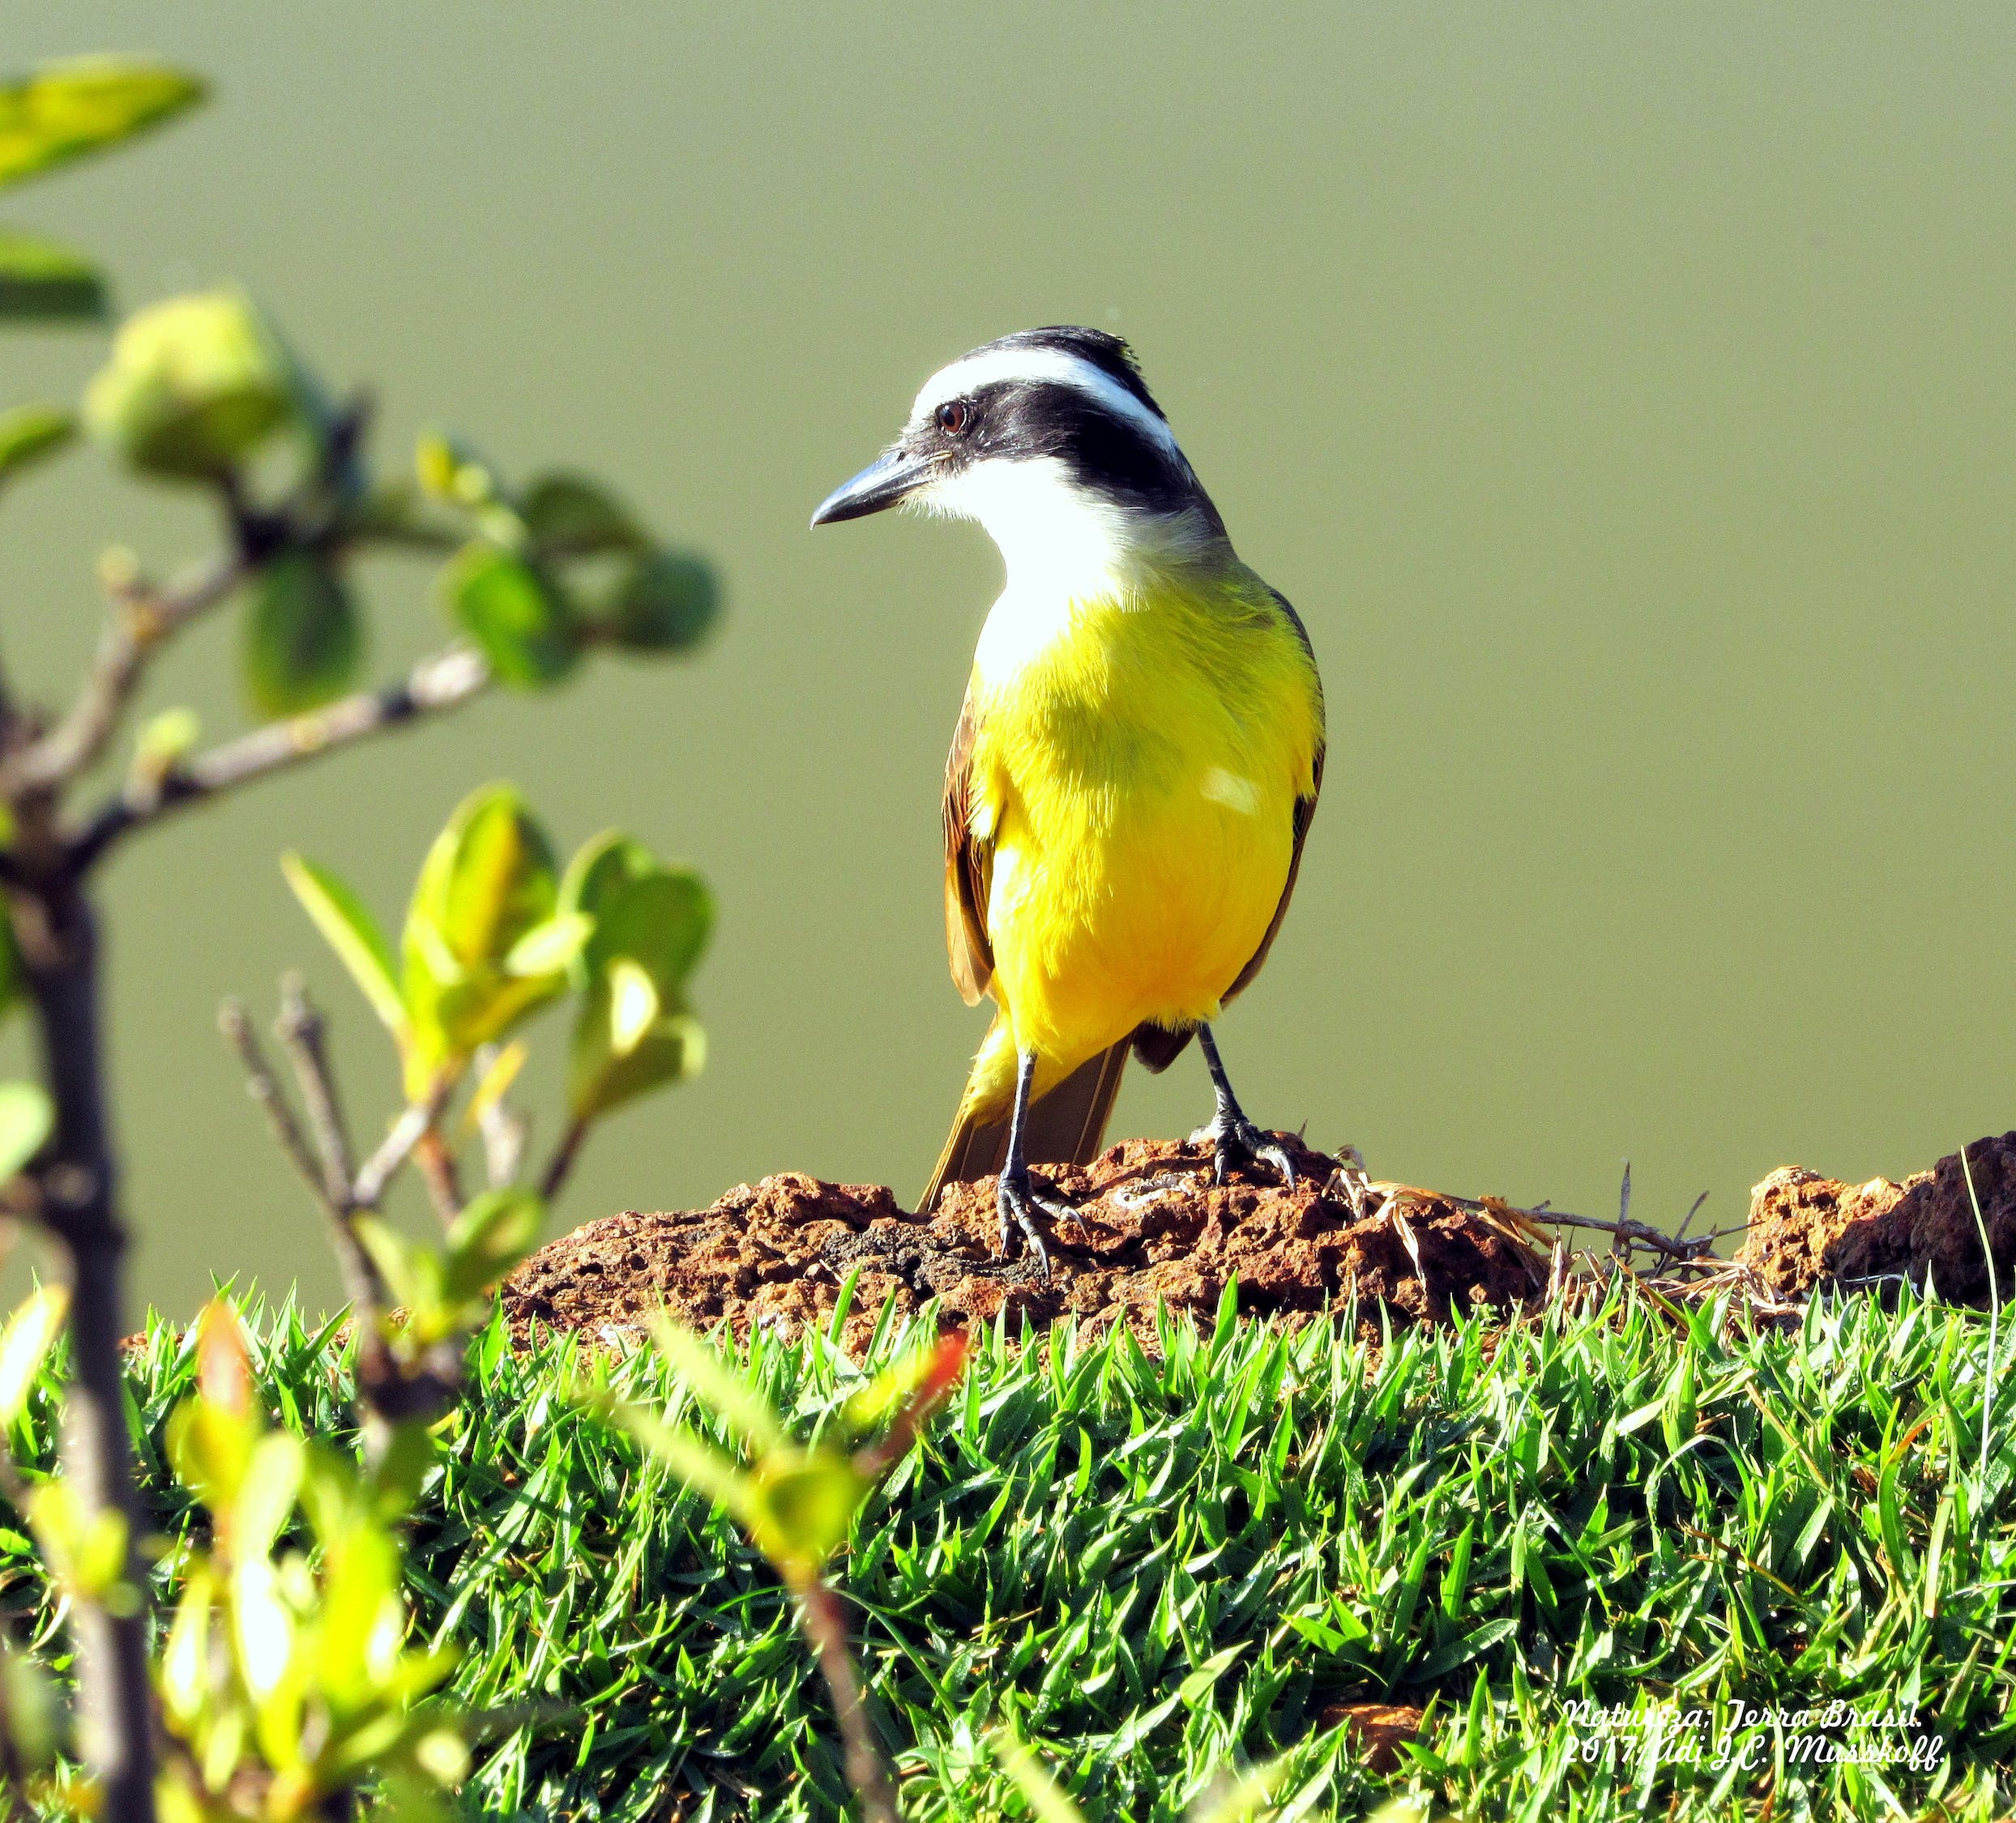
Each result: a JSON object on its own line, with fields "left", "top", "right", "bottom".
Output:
{"left": 501, "top": 911, "right": 591, "bottom": 980}
{"left": 243, "top": 551, "right": 361, "bottom": 719}
{"left": 601, "top": 549, "right": 718, "bottom": 652}
{"left": 350, "top": 1216, "right": 420, "bottom": 1313}
{"left": 84, "top": 288, "right": 302, "bottom": 480}
{"left": 232, "top": 1432, "right": 304, "bottom": 1564}
{"left": 0, "top": 1285, "right": 66, "bottom": 1431}
{"left": 0, "top": 403, "right": 75, "bottom": 484}
{"left": 521, "top": 471, "right": 645, "bottom": 557}
{"left": 0, "top": 1082, "right": 51, "bottom": 1180}
{"left": 281, "top": 853, "right": 406, "bottom": 1037}
{"left": 401, "top": 785, "right": 565, "bottom": 1087}
{"left": 438, "top": 542, "right": 579, "bottom": 687}
{"left": 566, "top": 855, "right": 713, "bottom": 1121}
{"left": 0, "top": 59, "right": 205, "bottom": 190}
{"left": 0, "top": 229, "right": 104, "bottom": 318}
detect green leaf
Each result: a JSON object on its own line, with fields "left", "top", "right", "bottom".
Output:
{"left": 242, "top": 551, "right": 361, "bottom": 719}
{"left": 566, "top": 855, "right": 713, "bottom": 1121}
{"left": 0, "top": 1285, "right": 66, "bottom": 1431}
{"left": 750, "top": 1454, "right": 868, "bottom": 1578}
{"left": 0, "top": 1082, "right": 51, "bottom": 1180}
{"left": 232, "top": 1432, "right": 305, "bottom": 1562}
{"left": 520, "top": 472, "right": 646, "bottom": 557}
{"left": 281, "top": 853, "right": 406, "bottom": 1037}
{"left": 0, "top": 230, "right": 104, "bottom": 319}
{"left": 600, "top": 549, "right": 719, "bottom": 652}
{"left": 0, "top": 404, "right": 73, "bottom": 486}
{"left": 439, "top": 542, "right": 579, "bottom": 687}
{"left": 401, "top": 786, "right": 565, "bottom": 1089}
{"left": 501, "top": 912, "right": 591, "bottom": 980}
{"left": 442, "top": 1188, "right": 544, "bottom": 1305}
{"left": 84, "top": 288, "right": 303, "bottom": 480}
{"left": 0, "top": 59, "right": 205, "bottom": 190}
{"left": 351, "top": 1216, "right": 423, "bottom": 1317}
{"left": 647, "top": 1320, "right": 787, "bottom": 1455}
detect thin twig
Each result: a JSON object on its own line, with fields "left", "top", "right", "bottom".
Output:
{"left": 792, "top": 1582, "right": 899, "bottom": 1823}
{"left": 1459, "top": 1193, "right": 1719, "bottom": 1266}
{"left": 275, "top": 974, "right": 355, "bottom": 1210}
{"left": 470, "top": 1044, "right": 528, "bottom": 1189}
{"left": 2, "top": 549, "right": 250, "bottom": 800}
{"left": 412, "top": 1128, "right": 463, "bottom": 1226}
{"left": 352, "top": 1100, "right": 438, "bottom": 1210}
{"left": 219, "top": 997, "right": 383, "bottom": 1330}
{"left": 217, "top": 1001, "right": 337, "bottom": 1221}
{"left": 70, "top": 644, "right": 493, "bottom": 870}
{"left": 536, "top": 1115, "right": 589, "bottom": 1205}
{"left": 1959, "top": 1143, "right": 2001, "bottom": 1502}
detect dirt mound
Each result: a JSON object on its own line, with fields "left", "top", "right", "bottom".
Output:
{"left": 502, "top": 1135, "right": 1550, "bottom": 1351}
{"left": 1740, "top": 1132, "right": 2016, "bottom": 1304}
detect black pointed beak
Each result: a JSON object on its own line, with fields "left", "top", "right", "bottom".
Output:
{"left": 809, "top": 448, "right": 934, "bottom": 527}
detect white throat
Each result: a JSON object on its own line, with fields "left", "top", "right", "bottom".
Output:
{"left": 920, "top": 456, "right": 1144, "bottom": 681}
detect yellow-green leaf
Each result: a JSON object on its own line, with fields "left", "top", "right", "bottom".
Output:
{"left": 282, "top": 852, "right": 406, "bottom": 1036}
{"left": 0, "top": 59, "right": 205, "bottom": 190}
{"left": 0, "top": 1082, "right": 51, "bottom": 1181}
{"left": 0, "top": 1284, "right": 66, "bottom": 1431}
{"left": 0, "top": 403, "right": 75, "bottom": 479}
{"left": 84, "top": 288, "right": 303, "bottom": 480}
{"left": 0, "top": 230, "right": 103, "bottom": 319}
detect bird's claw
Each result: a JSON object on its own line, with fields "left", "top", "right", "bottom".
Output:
{"left": 1189, "top": 1112, "right": 1298, "bottom": 1191}
{"left": 997, "top": 1168, "right": 1084, "bottom": 1279}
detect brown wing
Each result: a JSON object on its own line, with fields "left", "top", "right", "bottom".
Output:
{"left": 942, "top": 685, "right": 993, "bottom": 1006}
{"left": 1224, "top": 737, "right": 1325, "bottom": 1003}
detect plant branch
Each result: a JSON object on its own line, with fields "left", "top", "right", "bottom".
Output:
{"left": 218, "top": 999, "right": 336, "bottom": 1222}
{"left": 11, "top": 882, "right": 156, "bottom": 1823}
{"left": 536, "top": 1115, "right": 589, "bottom": 1204}
{"left": 70, "top": 645, "right": 492, "bottom": 870}
{"left": 3, "top": 549, "right": 248, "bottom": 801}
{"left": 792, "top": 1581, "right": 899, "bottom": 1823}
{"left": 274, "top": 974, "right": 356, "bottom": 1209}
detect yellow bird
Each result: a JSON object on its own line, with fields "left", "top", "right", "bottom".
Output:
{"left": 813, "top": 327, "right": 1325, "bottom": 1269}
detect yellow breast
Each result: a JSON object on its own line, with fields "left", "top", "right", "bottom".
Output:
{"left": 967, "top": 559, "right": 1322, "bottom": 1083}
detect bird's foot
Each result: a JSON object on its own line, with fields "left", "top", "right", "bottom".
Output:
{"left": 1188, "top": 1108, "right": 1299, "bottom": 1191}
{"left": 996, "top": 1167, "right": 1086, "bottom": 1279}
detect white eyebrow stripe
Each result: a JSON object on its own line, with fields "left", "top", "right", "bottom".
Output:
{"left": 911, "top": 347, "right": 1179, "bottom": 455}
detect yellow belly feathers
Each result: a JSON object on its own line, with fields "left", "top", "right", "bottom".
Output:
{"left": 963, "top": 560, "right": 1322, "bottom": 1112}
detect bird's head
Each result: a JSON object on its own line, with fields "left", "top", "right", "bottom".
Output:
{"left": 810, "top": 327, "right": 1225, "bottom": 584}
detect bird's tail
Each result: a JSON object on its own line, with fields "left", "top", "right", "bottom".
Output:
{"left": 917, "top": 1018, "right": 1129, "bottom": 1214}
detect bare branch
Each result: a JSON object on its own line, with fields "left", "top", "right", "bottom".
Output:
{"left": 793, "top": 1583, "right": 899, "bottom": 1823}
{"left": 536, "top": 1115, "right": 589, "bottom": 1205}
{"left": 275, "top": 974, "right": 355, "bottom": 1209}
{"left": 217, "top": 1000, "right": 335, "bottom": 1222}
{"left": 352, "top": 1099, "right": 438, "bottom": 1210}
{"left": 412, "top": 1129, "right": 463, "bottom": 1226}
{"left": 71, "top": 644, "right": 492, "bottom": 870}
{"left": 6, "top": 549, "right": 248, "bottom": 801}
{"left": 470, "top": 1043, "right": 528, "bottom": 1189}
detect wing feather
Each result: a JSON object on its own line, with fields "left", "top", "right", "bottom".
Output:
{"left": 942, "top": 686, "right": 993, "bottom": 1006}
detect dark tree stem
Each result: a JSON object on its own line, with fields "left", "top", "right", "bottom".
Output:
{"left": 14, "top": 883, "right": 156, "bottom": 1823}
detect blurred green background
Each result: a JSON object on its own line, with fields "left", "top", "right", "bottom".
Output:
{"left": 3, "top": 3, "right": 2014, "bottom": 1317}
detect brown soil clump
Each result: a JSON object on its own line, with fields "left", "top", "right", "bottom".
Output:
{"left": 501, "top": 1135, "right": 1549, "bottom": 1351}
{"left": 1741, "top": 1132, "right": 2016, "bottom": 1304}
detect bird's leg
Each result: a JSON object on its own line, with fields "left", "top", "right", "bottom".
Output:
{"left": 1189, "top": 1024, "right": 1298, "bottom": 1190}
{"left": 996, "top": 1049, "right": 1083, "bottom": 1277}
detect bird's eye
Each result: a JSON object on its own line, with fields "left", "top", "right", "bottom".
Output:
{"left": 935, "top": 399, "right": 971, "bottom": 435}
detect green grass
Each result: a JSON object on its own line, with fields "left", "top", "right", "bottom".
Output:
{"left": 5, "top": 1280, "right": 2013, "bottom": 1821}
